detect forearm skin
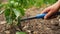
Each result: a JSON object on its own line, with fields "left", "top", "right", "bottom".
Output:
{"left": 58, "top": 0, "right": 60, "bottom": 7}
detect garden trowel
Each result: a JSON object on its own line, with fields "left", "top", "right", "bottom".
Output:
{"left": 21, "top": 13, "right": 47, "bottom": 21}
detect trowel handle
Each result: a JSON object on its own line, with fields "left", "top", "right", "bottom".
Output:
{"left": 20, "top": 13, "right": 47, "bottom": 21}
{"left": 35, "top": 13, "right": 47, "bottom": 18}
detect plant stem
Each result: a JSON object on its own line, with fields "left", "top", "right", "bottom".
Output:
{"left": 17, "top": 16, "right": 22, "bottom": 31}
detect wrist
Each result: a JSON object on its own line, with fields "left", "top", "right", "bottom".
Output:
{"left": 58, "top": 0, "right": 60, "bottom": 7}
{"left": 58, "top": 0, "right": 60, "bottom": 1}
{"left": 56, "top": 1, "right": 60, "bottom": 8}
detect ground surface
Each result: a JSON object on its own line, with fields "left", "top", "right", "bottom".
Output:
{"left": 0, "top": 7, "right": 60, "bottom": 34}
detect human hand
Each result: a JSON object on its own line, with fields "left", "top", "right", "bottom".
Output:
{"left": 41, "top": 1, "right": 60, "bottom": 19}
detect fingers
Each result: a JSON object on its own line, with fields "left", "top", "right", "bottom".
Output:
{"left": 44, "top": 10, "right": 55, "bottom": 19}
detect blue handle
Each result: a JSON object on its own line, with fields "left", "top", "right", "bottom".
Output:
{"left": 36, "top": 13, "right": 47, "bottom": 18}
{"left": 21, "top": 13, "right": 47, "bottom": 21}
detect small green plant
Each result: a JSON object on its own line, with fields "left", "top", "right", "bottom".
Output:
{"left": 0, "top": 0, "right": 57, "bottom": 34}
{"left": 16, "top": 31, "right": 27, "bottom": 34}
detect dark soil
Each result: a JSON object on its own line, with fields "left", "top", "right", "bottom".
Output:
{"left": 0, "top": 7, "right": 60, "bottom": 34}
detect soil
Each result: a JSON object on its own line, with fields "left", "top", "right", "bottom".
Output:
{"left": 0, "top": 7, "right": 60, "bottom": 34}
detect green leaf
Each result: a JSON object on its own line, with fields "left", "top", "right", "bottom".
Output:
{"left": 16, "top": 32, "right": 27, "bottom": 34}
{"left": 19, "top": 8, "right": 25, "bottom": 16}
{"left": 13, "top": 9, "right": 20, "bottom": 18}
{"left": 4, "top": 9, "right": 13, "bottom": 24}
{"left": 0, "top": 4, "right": 3, "bottom": 9}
